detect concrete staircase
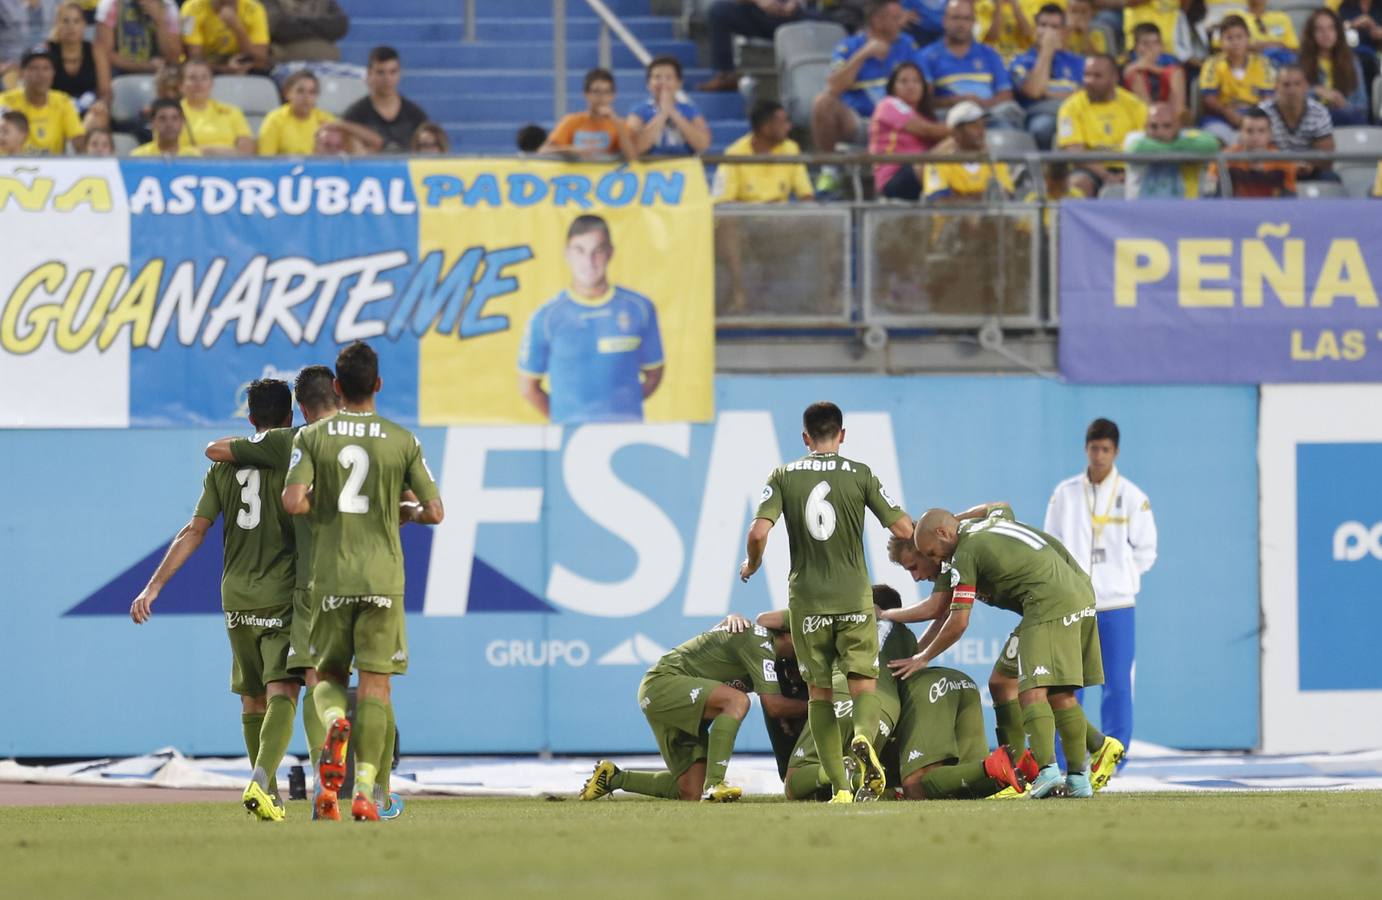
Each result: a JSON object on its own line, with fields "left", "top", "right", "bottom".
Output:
{"left": 336, "top": 0, "right": 748, "bottom": 154}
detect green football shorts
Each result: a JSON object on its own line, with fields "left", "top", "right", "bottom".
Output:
{"left": 992, "top": 628, "right": 1020, "bottom": 681}
{"left": 638, "top": 671, "right": 721, "bottom": 779}
{"left": 286, "top": 588, "right": 313, "bottom": 674}
{"left": 1017, "top": 607, "right": 1104, "bottom": 692}
{"left": 789, "top": 608, "right": 879, "bottom": 689}
{"left": 310, "top": 593, "right": 407, "bottom": 677}
{"left": 896, "top": 667, "right": 987, "bottom": 782}
{"left": 225, "top": 603, "right": 295, "bottom": 696}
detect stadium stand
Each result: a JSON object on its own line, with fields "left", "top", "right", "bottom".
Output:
{"left": 316, "top": 72, "right": 368, "bottom": 116}
{"left": 211, "top": 74, "right": 283, "bottom": 117}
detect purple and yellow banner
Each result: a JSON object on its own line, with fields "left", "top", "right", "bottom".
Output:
{"left": 1059, "top": 200, "right": 1382, "bottom": 383}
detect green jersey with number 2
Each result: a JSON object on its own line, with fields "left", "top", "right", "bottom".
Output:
{"left": 193, "top": 457, "right": 295, "bottom": 612}
{"left": 285, "top": 410, "right": 440, "bottom": 597}
{"left": 754, "top": 451, "right": 906, "bottom": 614}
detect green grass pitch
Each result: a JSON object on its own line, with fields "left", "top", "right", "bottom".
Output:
{"left": 6, "top": 792, "right": 1382, "bottom": 898}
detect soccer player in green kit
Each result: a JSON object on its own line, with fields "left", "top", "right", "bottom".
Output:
{"left": 894, "top": 504, "right": 1104, "bottom": 798}
{"left": 130, "top": 379, "right": 300, "bottom": 822}
{"left": 740, "top": 401, "right": 914, "bottom": 804}
{"left": 578, "top": 621, "right": 805, "bottom": 801}
{"left": 282, "top": 342, "right": 444, "bottom": 822}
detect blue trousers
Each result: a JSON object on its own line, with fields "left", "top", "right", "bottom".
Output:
{"left": 1077, "top": 606, "right": 1134, "bottom": 769}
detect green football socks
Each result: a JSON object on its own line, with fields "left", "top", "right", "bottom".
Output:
{"left": 352, "top": 696, "right": 389, "bottom": 798}
{"left": 808, "top": 699, "right": 849, "bottom": 791}
{"left": 378, "top": 701, "right": 396, "bottom": 797}
{"left": 995, "top": 699, "right": 1025, "bottom": 762}
{"left": 302, "top": 688, "right": 324, "bottom": 768}
{"left": 252, "top": 694, "right": 296, "bottom": 789}
{"left": 313, "top": 680, "right": 349, "bottom": 731}
{"left": 785, "top": 766, "right": 833, "bottom": 802}
{"left": 611, "top": 769, "right": 681, "bottom": 799}
{"left": 1086, "top": 721, "right": 1107, "bottom": 754}
{"left": 241, "top": 713, "right": 263, "bottom": 768}
{"left": 1022, "top": 701, "right": 1057, "bottom": 767}
{"left": 1054, "top": 705, "right": 1090, "bottom": 773}
{"left": 919, "top": 760, "right": 1000, "bottom": 800}
{"left": 703, "top": 714, "right": 742, "bottom": 790}
{"left": 851, "top": 690, "right": 882, "bottom": 748}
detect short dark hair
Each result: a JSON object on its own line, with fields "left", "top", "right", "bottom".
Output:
{"left": 802, "top": 401, "right": 844, "bottom": 441}
{"left": 872, "top": 584, "right": 903, "bottom": 611}
{"left": 282, "top": 69, "right": 319, "bottom": 96}
{"left": 1087, "top": 53, "right": 1119, "bottom": 74}
{"left": 294, "top": 364, "right": 338, "bottom": 414}
{"left": 1276, "top": 62, "right": 1306, "bottom": 80}
{"left": 335, "top": 341, "right": 379, "bottom": 403}
{"left": 247, "top": 378, "right": 293, "bottom": 429}
{"left": 1036, "top": 3, "right": 1066, "bottom": 23}
{"left": 1241, "top": 106, "right": 1271, "bottom": 122}
{"left": 20, "top": 49, "right": 51, "bottom": 69}
{"left": 750, "top": 99, "right": 784, "bottom": 132}
{"left": 1131, "top": 22, "right": 1162, "bottom": 42}
{"left": 516, "top": 123, "right": 547, "bottom": 152}
{"left": 1219, "top": 14, "right": 1249, "bottom": 36}
{"left": 646, "top": 55, "right": 682, "bottom": 81}
{"left": 149, "top": 97, "right": 183, "bottom": 118}
{"left": 368, "top": 46, "right": 400, "bottom": 67}
{"left": 566, "top": 213, "right": 611, "bottom": 244}
{"left": 584, "top": 68, "right": 615, "bottom": 92}
{"left": 1, "top": 109, "right": 29, "bottom": 132}
{"left": 1086, "top": 417, "right": 1120, "bottom": 447}
{"left": 866, "top": 0, "right": 900, "bottom": 21}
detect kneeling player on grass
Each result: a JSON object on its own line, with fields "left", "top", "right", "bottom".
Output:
{"left": 893, "top": 505, "right": 1104, "bottom": 798}
{"left": 131, "top": 379, "right": 299, "bottom": 822}
{"left": 580, "top": 622, "right": 806, "bottom": 802}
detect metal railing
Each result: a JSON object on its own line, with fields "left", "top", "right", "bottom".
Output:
{"left": 552, "top": 0, "right": 656, "bottom": 119}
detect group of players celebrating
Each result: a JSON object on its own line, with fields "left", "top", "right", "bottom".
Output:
{"left": 582, "top": 401, "right": 1123, "bottom": 803}
{"left": 131, "top": 342, "right": 444, "bottom": 822}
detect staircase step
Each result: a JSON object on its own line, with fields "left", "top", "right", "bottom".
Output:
{"left": 339, "top": 39, "right": 693, "bottom": 69}
{"left": 340, "top": 0, "right": 653, "bottom": 18}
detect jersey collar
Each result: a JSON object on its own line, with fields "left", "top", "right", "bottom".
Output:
{"left": 565, "top": 285, "right": 615, "bottom": 307}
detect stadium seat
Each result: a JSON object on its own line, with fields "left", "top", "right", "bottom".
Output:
{"left": 212, "top": 75, "right": 281, "bottom": 116}
{"left": 773, "top": 21, "right": 847, "bottom": 75}
{"left": 1333, "top": 126, "right": 1382, "bottom": 154}
{"left": 1296, "top": 180, "right": 1348, "bottom": 199}
{"left": 317, "top": 75, "right": 368, "bottom": 117}
{"left": 1339, "top": 166, "right": 1377, "bottom": 198}
{"left": 782, "top": 58, "right": 830, "bottom": 129}
{"left": 1098, "top": 183, "right": 1125, "bottom": 199}
{"left": 110, "top": 75, "right": 155, "bottom": 124}
{"left": 986, "top": 128, "right": 1037, "bottom": 159}
{"left": 112, "top": 132, "right": 138, "bottom": 156}
{"left": 246, "top": 114, "right": 264, "bottom": 136}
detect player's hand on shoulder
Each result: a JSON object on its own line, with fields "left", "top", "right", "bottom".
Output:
{"left": 888, "top": 653, "right": 928, "bottom": 680}
{"left": 719, "top": 613, "right": 752, "bottom": 633}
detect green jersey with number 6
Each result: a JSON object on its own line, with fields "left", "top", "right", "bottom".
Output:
{"left": 285, "top": 410, "right": 440, "bottom": 597}
{"left": 945, "top": 506, "right": 1094, "bottom": 623}
{"left": 193, "top": 458, "right": 295, "bottom": 612}
{"left": 754, "top": 451, "right": 906, "bottom": 614}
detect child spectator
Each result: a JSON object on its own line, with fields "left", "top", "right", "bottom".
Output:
{"left": 94, "top": 0, "right": 182, "bottom": 76}
{"left": 1122, "top": 23, "right": 1185, "bottom": 114}
{"left": 177, "top": 57, "right": 254, "bottom": 155}
{"left": 84, "top": 124, "right": 115, "bottom": 154}
{"left": 133, "top": 96, "right": 200, "bottom": 155}
{"left": 516, "top": 123, "right": 547, "bottom": 154}
{"left": 0, "top": 109, "right": 29, "bottom": 155}
{"left": 1208, "top": 106, "right": 1297, "bottom": 196}
{"left": 626, "top": 55, "right": 710, "bottom": 156}
{"left": 262, "top": 0, "right": 347, "bottom": 64}
{"left": 1198, "top": 15, "right": 1276, "bottom": 145}
{"left": 0, "top": 50, "right": 84, "bottom": 154}
{"left": 1300, "top": 8, "right": 1369, "bottom": 125}
{"left": 343, "top": 46, "right": 429, "bottom": 152}
{"left": 1123, "top": 0, "right": 1187, "bottom": 61}
{"left": 541, "top": 67, "right": 636, "bottom": 160}
{"left": 869, "top": 61, "right": 947, "bottom": 199}
{"left": 181, "top": 0, "right": 270, "bottom": 74}
{"left": 410, "top": 121, "right": 448, "bottom": 153}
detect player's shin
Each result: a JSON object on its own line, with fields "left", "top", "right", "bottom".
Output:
{"left": 242, "top": 712, "right": 264, "bottom": 774}
{"left": 302, "top": 690, "right": 324, "bottom": 768}
{"left": 378, "top": 701, "right": 395, "bottom": 798}
{"left": 615, "top": 770, "right": 682, "bottom": 799}
{"left": 253, "top": 694, "right": 297, "bottom": 792}
{"left": 785, "top": 766, "right": 833, "bottom": 801}
{"left": 808, "top": 700, "right": 850, "bottom": 791}
{"left": 703, "top": 715, "right": 742, "bottom": 790}
{"left": 995, "top": 699, "right": 1026, "bottom": 762}
{"left": 352, "top": 696, "right": 389, "bottom": 799}
{"left": 919, "top": 761, "right": 999, "bottom": 799}
{"left": 1022, "top": 701, "right": 1057, "bottom": 768}
{"left": 1054, "top": 705, "right": 1090, "bottom": 773}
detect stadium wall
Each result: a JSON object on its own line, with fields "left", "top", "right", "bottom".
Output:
{"left": 0, "top": 375, "right": 1259, "bottom": 757}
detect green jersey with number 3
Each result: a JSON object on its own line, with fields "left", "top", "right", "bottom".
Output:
{"left": 754, "top": 451, "right": 906, "bottom": 614}
{"left": 228, "top": 426, "right": 313, "bottom": 590}
{"left": 285, "top": 410, "right": 440, "bottom": 597}
{"left": 945, "top": 506, "right": 1094, "bottom": 622}
{"left": 193, "top": 457, "right": 295, "bottom": 612}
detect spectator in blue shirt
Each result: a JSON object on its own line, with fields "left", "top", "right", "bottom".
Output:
{"left": 1011, "top": 4, "right": 1086, "bottom": 147}
{"left": 812, "top": 0, "right": 918, "bottom": 192}
{"left": 626, "top": 55, "right": 711, "bottom": 156}
{"left": 903, "top": 0, "right": 948, "bottom": 47}
{"left": 917, "top": 0, "right": 1024, "bottom": 128}
{"left": 517, "top": 215, "right": 665, "bottom": 425}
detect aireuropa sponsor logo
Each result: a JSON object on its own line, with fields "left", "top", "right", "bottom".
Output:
{"left": 1062, "top": 607, "right": 1097, "bottom": 627}
{"left": 485, "top": 639, "right": 590, "bottom": 667}
{"left": 928, "top": 676, "right": 977, "bottom": 703}
{"left": 1333, "top": 521, "right": 1382, "bottom": 561}
{"left": 800, "top": 615, "right": 830, "bottom": 634}
{"left": 321, "top": 595, "right": 393, "bottom": 611}
{"left": 224, "top": 611, "right": 284, "bottom": 629}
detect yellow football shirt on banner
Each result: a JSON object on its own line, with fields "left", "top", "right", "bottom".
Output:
{"left": 411, "top": 158, "right": 714, "bottom": 425}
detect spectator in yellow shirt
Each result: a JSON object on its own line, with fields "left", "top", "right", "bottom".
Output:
{"left": 132, "top": 98, "right": 203, "bottom": 156}
{"left": 0, "top": 110, "right": 29, "bottom": 156}
{"left": 711, "top": 100, "right": 814, "bottom": 203}
{"left": 1198, "top": 15, "right": 1276, "bottom": 144}
{"left": 1243, "top": 0, "right": 1299, "bottom": 67}
{"left": 1123, "top": 0, "right": 1187, "bottom": 61}
{"left": 923, "top": 101, "right": 1017, "bottom": 199}
{"left": 975, "top": 0, "right": 1044, "bottom": 61}
{"left": 182, "top": 0, "right": 270, "bottom": 73}
{"left": 1057, "top": 54, "right": 1149, "bottom": 195}
{"left": 0, "top": 51, "right": 85, "bottom": 155}
{"left": 1065, "top": 0, "right": 1110, "bottom": 55}
{"left": 177, "top": 58, "right": 255, "bottom": 155}
{"left": 259, "top": 70, "right": 380, "bottom": 155}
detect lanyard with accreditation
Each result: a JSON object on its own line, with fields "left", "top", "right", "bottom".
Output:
{"left": 1085, "top": 472, "right": 1124, "bottom": 567}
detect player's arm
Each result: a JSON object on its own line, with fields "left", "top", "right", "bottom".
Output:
{"left": 888, "top": 603, "right": 972, "bottom": 680}
{"left": 879, "top": 589, "right": 951, "bottom": 624}
{"left": 956, "top": 500, "right": 1009, "bottom": 521}
{"left": 760, "top": 693, "right": 808, "bottom": 719}
{"left": 740, "top": 517, "right": 774, "bottom": 582}
{"left": 282, "top": 483, "right": 311, "bottom": 515}
{"left": 403, "top": 439, "right": 445, "bottom": 525}
{"left": 517, "top": 374, "right": 550, "bottom": 419}
{"left": 888, "top": 513, "right": 914, "bottom": 541}
{"left": 130, "top": 516, "right": 212, "bottom": 624}
{"left": 641, "top": 364, "right": 664, "bottom": 399}
{"left": 755, "top": 608, "right": 788, "bottom": 630}
{"left": 205, "top": 436, "right": 237, "bottom": 462}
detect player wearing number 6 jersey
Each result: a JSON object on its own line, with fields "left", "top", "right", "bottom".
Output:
{"left": 283, "top": 342, "right": 444, "bottom": 822}
{"left": 130, "top": 379, "right": 299, "bottom": 823}
{"left": 740, "top": 401, "right": 914, "bottom": 804}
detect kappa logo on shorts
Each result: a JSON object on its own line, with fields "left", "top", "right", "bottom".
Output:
{"left": 795, "top": 747, "right": 806, "bottom": 758}
{"left": 907, "top": 749, "right": 921, "bottom": 762}
{"left": 1032, "top": 666, "right": 1051, "bottom": 676}
{"left": 391, "top": 650, "right": 407, "bottom": 662}
{"left": 689, "top": 687, "right": 702, "bottom": 703}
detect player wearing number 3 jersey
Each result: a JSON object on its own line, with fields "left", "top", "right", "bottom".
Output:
{"left": 740, "top": 401, "right": 913, "bottom": 804}
{"left": 283, "top": 341, "right": 444, "bottom": 823}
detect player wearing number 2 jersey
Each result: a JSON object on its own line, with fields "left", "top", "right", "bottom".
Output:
{"left": 129, "top": 379, "right": 300, "bottom": 822}
{"left": 283, "top": 342, "right": 444, "bottom": 823}
{"left": 741, "top": 401, "right": 913, "bottom": 804}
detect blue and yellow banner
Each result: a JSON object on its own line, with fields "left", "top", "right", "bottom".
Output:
{"left": 1059, "top": 200, "right": 1382, "bottom": 383}
{"left": 0, "top": 158, "right": 713, "bottom": 427}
